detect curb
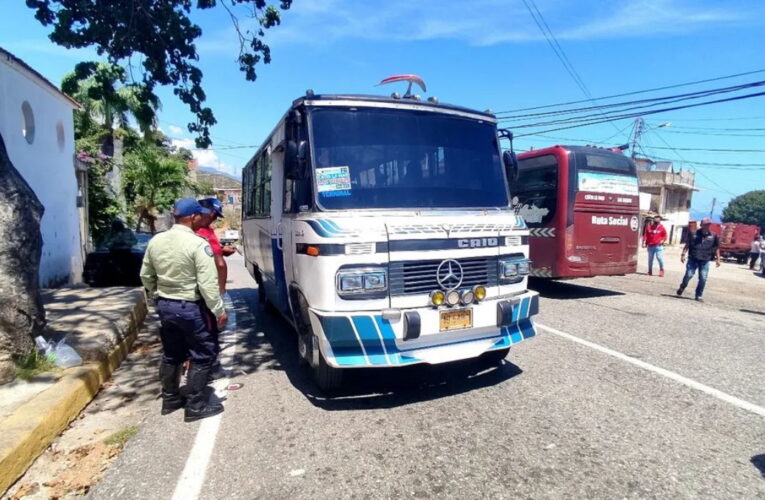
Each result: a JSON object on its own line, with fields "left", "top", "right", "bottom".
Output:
{"left": 0, "top": 293, "right": 147, "bottom": 495}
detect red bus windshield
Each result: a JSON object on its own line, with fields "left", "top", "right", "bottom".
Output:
{"left": 513, "top": 146, "right": 639, "bottom": 279}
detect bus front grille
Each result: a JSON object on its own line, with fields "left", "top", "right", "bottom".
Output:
{"left": 389, "top": 256, "right": 499, "bottom": 296}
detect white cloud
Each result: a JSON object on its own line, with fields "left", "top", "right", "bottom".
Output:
{"left": 168, "top": 125, "right": 184, "bottom": 136}
{"left": 171, "top": 138, "right": 239, "bottom": 177}
{"left": 198, "top": 0, "right": 756, "bottom": 51}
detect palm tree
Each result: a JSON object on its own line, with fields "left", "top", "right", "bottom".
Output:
{"left": 62, "top": 62, "right": 161, "bottom": 154}
{"left": 123, "top": 145, "right": 191, "bottom": 233}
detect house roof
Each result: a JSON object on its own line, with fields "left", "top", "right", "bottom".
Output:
{"left": 0, "top": 46, "right": 81, "bottom": 109}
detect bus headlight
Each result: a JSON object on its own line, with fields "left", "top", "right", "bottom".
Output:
{"left": 517, "top": 261, "right": 531, "bottom": 275}
{"left": 430, "top": 290, "right": 446, "bottom": 307}
{"left": 501, "top": 261, "right": 519, "bottom": 278}
{"left": 499, "top": 257, "right": 531, "bottom": 283}
{"left": 336, "top": 267, "right": 388, "bottom": 298}
{"left": 473, "top": 285, "right": 487, "bottom": 302}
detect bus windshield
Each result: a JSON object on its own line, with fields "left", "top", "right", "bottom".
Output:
{"left": 575, "top": 151, "right": 638, "bottom": 196}
{"left": 309, "top": 108, "right": 508, "bottom": 210}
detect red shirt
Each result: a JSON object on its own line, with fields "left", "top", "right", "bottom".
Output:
{"left": 643, "top": 223, "right": 667, "bottom": 246}
{"left": 196, "top": 226, "right": 222, "bottom": 256}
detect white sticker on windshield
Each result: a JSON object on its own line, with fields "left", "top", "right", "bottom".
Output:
{"left": 578, "top": 171, "right": 638, "bottom": 195}
{"left": 316, "top": 166, "right": 352, "bottom": 196}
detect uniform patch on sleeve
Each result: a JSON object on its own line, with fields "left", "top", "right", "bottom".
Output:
{"left": 204, "top": 245, "right": 214, "bottom": 257}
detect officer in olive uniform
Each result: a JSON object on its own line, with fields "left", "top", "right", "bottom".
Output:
{"left": 140, "top": 198, "right": 229, "bottom": 422}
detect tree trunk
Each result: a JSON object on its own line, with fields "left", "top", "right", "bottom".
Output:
{"left": 0, "top": 133, "right": 45, "bottom": 384}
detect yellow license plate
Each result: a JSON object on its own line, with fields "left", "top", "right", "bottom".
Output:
{"left": 439, "top": 308, "right": 473, "bottom": 332}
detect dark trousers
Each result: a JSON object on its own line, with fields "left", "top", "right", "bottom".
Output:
{"left": 749, "top": 252, "right": 759, "bottom": 270}
{"left": 157, "top": 299, "right": 218, "bottom": 365}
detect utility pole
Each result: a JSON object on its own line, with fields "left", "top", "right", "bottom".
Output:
{"left": 630, "top": 117, "right": 644, "bottom": 159}
{"left": 709, "top": 197, "right": 716, "bottom": 219}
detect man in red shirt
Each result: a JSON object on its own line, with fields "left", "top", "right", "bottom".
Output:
{"left": 642, "top": 215, "right": 668, "bottom": 276}
{"left": 197, "top": 198, "right": 235, "bottom": 293}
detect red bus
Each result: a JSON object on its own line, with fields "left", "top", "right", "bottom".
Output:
{"left": 512, "top": 145, "right": 640, "bottom": 279}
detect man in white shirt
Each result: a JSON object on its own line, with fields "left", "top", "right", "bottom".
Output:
{"left": 750, "top": 236, "right": 762, "bottom": 270}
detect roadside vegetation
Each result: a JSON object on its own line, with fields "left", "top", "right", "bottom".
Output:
{"left": 14, "top": 349, "right": 58, "bottom": 381}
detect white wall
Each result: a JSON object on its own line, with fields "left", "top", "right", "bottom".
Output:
{"left": 0, "top": 59, "right": 82, "bottom": 287}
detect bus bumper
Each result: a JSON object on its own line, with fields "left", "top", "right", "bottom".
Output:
{"left": 308, "top": 291, "right": 539, "bottom": 368}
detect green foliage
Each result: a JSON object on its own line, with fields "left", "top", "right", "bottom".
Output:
{"left": 28, "top": 0, "right": 292, "bottom": 148}
{"left": 15, "top": 348, "right": 58, "bottom": 381}
{"left": 104, "top": 426, "right": 139, "bottom": 448}
{"left": 63, "top": 61, "right": 160, "bottom": 143}
{"left": 123, "top": 145, "right": 191, "bottom": 232}
{"left": 722, "top": 190, "right": 765, "bottom": 229}
{"left": 76, "top": 131, "right": 122, "bottom": 243}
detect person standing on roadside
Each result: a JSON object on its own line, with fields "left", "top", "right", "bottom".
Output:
{"left": 140, "top": 198, "right": 228, "bottom": 422}
{"left": 643, "top": 215, "right": 667, "bottom": 276}
{"left": 677, "top": 218, "right": 721, "bottom": 302}
{"left": 749, "top": 236, "right": 762, "bottom": 270}
{"left": 195, "top": 198, "right": 237, "bottom": 374}
{"left": 196, "top": 198, "right": 236, "bottom": 294}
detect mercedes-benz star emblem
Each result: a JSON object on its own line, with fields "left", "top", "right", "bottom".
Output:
{"left": 436, "top": 259, "right": 464, "bottom": 291}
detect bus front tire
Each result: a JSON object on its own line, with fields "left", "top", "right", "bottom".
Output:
{"left": 314, "top": 351, "right": 343, "bottom": 394}
{"left": 483, "top": 347, "right": 510, "bottom": 364}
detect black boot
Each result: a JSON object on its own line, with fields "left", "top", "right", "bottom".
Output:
{"left": 184, "top": 362, "right": 224, "bottom": 423}
{"left": 159, "top": 362, "right": 185, "bottom": 415}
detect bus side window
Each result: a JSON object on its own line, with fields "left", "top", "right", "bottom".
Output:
{"left": 514, "top": 154, "right": 558, "bottom": 225}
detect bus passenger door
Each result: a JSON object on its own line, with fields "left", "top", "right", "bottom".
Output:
{"left": 513, "top": 154, "right": 560, "bottom": 277}
{"left": 268, "top": 149, "right": 290, "bottom": 314}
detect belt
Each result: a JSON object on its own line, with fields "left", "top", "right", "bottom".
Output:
{"left": 157, "top": 297, "right": 204, "bottom": 305}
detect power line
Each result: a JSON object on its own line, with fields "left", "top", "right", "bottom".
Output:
{"left": 495, "top": 68, "right": 765, "bottom": 114}
{"left": 510, "top": 89, "right": 765, "bottom": 137}
{"left": 500, "top": 80, "right": 765, "bottom": 126}
{"left": 519, "top": 0, "right": 622, "bottom": 134}
{"left": 646, "top": 131, "right": 738, "bottom": 197}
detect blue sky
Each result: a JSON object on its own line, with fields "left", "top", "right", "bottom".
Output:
{"left": 3, "top": 0, "right": 764, "bottom": 216}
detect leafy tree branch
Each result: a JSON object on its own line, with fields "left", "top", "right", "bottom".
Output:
{"left": 28, "top": 0, "right": 292, "bottom": 148}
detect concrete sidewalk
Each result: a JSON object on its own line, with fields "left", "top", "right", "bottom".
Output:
{"left": 0, "top": 287, "right": 147, "bottom": 495}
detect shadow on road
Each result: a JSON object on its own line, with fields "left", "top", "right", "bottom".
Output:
{"left": 740, "top": 308, "right": 765, "bottom": 316}
{"left": 229, "top": 288, "right": 523, "bottom": 411}
{"left": 751, "top": 454, "right": 765, "bottom": 479}
{"left": 530, "top": 279, "right": 625, "bottom": 300}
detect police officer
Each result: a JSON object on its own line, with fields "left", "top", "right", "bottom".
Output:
{"left": 140, "top": 198, "right": 228, "bottom": 422}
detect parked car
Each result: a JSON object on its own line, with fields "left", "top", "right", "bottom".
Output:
{"left": 83, "top": 232, "right": 153, "bottom": 287}
{"left": 220, "top": 229, "right": 240, "bottom": 246}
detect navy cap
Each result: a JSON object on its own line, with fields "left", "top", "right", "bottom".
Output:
{"left": 200, "top": 197, "right": 225, "bottom": 218}
{"left": 173, "top": 198, "right": 211, "bottom": 217}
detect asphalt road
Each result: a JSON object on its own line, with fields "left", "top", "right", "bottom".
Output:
{"left": 89, "top": 254, "right": 765, "bottom": 499}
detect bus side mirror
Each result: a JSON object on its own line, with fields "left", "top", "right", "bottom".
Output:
{"left": 503, "top": 150, "right": 519, "bottom": 183}
{"left": 285, "top": 140, "right": 309, "bottom": 180}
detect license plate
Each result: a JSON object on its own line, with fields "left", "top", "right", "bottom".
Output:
{"left": 439, "top": 308, "right": 473, "bottom": 332}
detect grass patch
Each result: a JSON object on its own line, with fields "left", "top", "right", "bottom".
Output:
{"left": 104, "top": 426, "right": 139, "bottom": 448}
{"left": 14, "top": 348, "right": 58, "bottom": 381}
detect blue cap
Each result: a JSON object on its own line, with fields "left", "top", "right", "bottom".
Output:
{"left": 199, "top": 198, "right": 225, "bottom": 218}
{"left": 173, "top": 198, "right": 211, "bottom": 218}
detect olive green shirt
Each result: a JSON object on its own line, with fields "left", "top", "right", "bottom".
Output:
{"left": 140, "top": 224, "right": 225, "bottom": 317}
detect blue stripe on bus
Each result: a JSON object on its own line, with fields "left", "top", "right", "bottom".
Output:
{"left": 305, "top": 220, "right": 333, "bottom": 238}
{"left": 321, "top": 314, "right": 537, "bottom": 367}
{"left": 318, "top": 316, "right": 366, "bottom": 366}
{"left": 352, "top": 316, "right": 388, "bottom": 365}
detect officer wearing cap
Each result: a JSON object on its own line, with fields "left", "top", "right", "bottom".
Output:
{"left": 140, "top": 198, "right": 228, "bottom": 422}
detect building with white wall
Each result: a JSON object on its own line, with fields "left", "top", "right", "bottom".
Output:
{"left": 635, "top": 157, "right": 696, "bottom": 245}
{"left": 0, "top": 47, "right": 83, "bottom": 287}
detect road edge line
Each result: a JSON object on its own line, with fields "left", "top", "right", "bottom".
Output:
{"left": 536, "top": 323, "right": 765, "bottom": 418}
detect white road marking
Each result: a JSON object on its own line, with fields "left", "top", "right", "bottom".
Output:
{"left": 536, "top": 323, "right": 765, "bottom": 418}
{"left": 171, "top": 295, "right": 238, "bottom": 500}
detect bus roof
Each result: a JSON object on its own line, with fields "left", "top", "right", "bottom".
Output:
{"left": 292, "top": 93, "right": 497, "bottom": 122}
{"left": 519, "top": 144, "right": 627, "bottom": 157}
